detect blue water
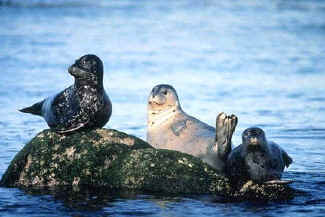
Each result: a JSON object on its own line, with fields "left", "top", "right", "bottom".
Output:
{"left": 0, "top": 0, "right": 325, "bottom": 216}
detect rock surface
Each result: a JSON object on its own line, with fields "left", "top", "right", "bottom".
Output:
{"left": 0, "top": 129, "right": 294, "bottom": 201}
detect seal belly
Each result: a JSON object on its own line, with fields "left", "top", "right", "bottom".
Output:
{"left": 245, "top": 151, "right": 276, "bottom": 182}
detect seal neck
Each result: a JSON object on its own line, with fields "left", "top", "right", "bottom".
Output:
{"left": 148, "top": 106, "right": 182, "bottom": 128}
{"left": 74, "top": 78, "right": 103, "bottom": 91}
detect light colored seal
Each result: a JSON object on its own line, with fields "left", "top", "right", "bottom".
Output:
{"left": 147, "top": 84, "right": 237, "bottom": 173}
{"left": 227, "top": 127, "right": 293, "bottom": 184}
{"left": 20, "top": 54, "right": 112, "bottom": 133}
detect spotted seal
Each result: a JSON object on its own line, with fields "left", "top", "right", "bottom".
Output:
{"left": 227, "top": 127, "right": 293, "bottom": 184}
{"left": 20, "top": 54, "right": 112, "bottom": 133}
{"left": 146, "top": 84, "right": 237, "bottom": 173}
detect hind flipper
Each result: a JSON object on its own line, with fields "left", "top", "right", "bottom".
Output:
{"left": 19, "top": 100, "right": 45, "bottom": 116}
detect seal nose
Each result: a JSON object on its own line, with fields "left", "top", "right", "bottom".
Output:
{"left": 68, "top": 64, "right": 78, "bottom": 76}
{"left": 249, "top": 137, "right": 259, "bottom": 145}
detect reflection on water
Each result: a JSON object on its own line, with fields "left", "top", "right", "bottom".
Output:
{"left": 0, "top": 0, "right": 325, "bottom": 216}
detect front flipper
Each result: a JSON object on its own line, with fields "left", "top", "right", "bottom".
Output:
{"left": 214, "top": 112, "right": 238, "bottom": 160}
{"left": 53, "top": 118, "right": 90, "bottom": 134}
{"left": 264, "top": 179, "right": 294, "bottom": 185}
{"left": 171, "top": 120, "right": 187, "bottom": 136}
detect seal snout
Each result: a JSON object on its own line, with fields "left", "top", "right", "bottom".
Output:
{"left": 148, "top": 97, "right": 164, "bottom": 106}
{"left": 148, "top": 90, "right": 165, "bottom": 106}
{"left": 249, "top": 137, "right": 259, "bottom": 145}
{"left": 68, "top": 64, "right": 77, "bottom": 76}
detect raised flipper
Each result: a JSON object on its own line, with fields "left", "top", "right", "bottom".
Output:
{"left": 214, "top": 112, "right": 238, "bottom": 160}
{"left": 19, "top": 100, "right": 45, "bottom": 116}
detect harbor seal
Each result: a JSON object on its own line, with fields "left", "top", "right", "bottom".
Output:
{"left": 20, "top": 54, "right": 112, "bottom": 133}
{"left": 147, "top": 84, "right": 237, "bottom": 173}
{"left": 227, "top": 127, "right": 293, "bottom": 184}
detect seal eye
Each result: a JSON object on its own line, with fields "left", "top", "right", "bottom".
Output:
{"left": 162, "top": 90, "right": 168, "bottom": 95}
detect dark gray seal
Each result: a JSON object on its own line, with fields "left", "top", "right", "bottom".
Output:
{"left": 147, "top": 84, "right": 237, "bottom": 173}
{"left": 20, "top": 54, "right": 112, "bottom": 133}
{"left": 227, "top": 127, "right": 293, "bottom": 184}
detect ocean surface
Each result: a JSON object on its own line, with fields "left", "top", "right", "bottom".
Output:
{"left": 0, "top": 0, "right": 325, "bottom": 216}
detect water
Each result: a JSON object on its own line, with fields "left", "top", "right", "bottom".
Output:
{"left": 0, "top": 0, "right": 325, "bottom": 216}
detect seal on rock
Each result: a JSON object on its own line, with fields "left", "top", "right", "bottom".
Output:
{"left": 146, "top": 84, "right": 237, "bottom": 173}
{"left": 20, "top": 54, "right": 112, "bottom": 133}
{"left": 227, "top": 127, "right": 293, "bottom": 184}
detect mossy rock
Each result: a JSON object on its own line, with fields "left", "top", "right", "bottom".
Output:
{"left": 0, "top": 128, "right": 294, "bottom": 201}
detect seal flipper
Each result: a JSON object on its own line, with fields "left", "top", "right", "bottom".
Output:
{"left": 171, "top": 120, "right": 187, "bottom": 136}
{"left": 215, "top": 113, "right": 238, "bottom": 159}
{"left": 282, "top": 151, "right": 293, "bottom": 168}
{"left": 54, "top": 115, "right": 90, "bottom": 134}
{"left": 19, "top": 100, "right": 44, "bottom": 116}
{"left": 54, "top": 121, "right": 89, "bottom": 134}
{"left": 264, "top": 179, "right": 294, "bottom": 185}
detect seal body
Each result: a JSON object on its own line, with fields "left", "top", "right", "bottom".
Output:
{"left": 227, "top": 127, "right": 292, "bottom": 184}
{"left": 20, "top": 54, "right": 112, "bottom": 133}
{"left": 147, "top": 84, "right": 237, "bottom": 173}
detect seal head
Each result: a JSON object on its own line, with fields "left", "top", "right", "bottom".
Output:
{"left": 148, "top": 84, "right": 181, "bottom": 127}
{"left": 242, "top": 127, "right": 268, "bottom": 152}
{"left": 69, "top": 54, "right": 103, "bottom": 87}
{"left": 20, "top": 54, "right": 112, "bottom": 133}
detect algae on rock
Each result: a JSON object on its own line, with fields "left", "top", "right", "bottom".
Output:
{"left": 0, "top": 128, "right": 294, "bottom": 201}
{"left": 0, "top": 129, "right": 229, "bottom": 193}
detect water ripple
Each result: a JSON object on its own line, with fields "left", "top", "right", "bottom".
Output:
{"left": 1, "top": 0, "right": 325, "bottom": 216}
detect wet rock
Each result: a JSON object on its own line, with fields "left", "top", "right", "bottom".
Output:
{"left": 0, "top": 129, "right": 294, "bottom": 201}
{"left": 227, "top": 180, "right": 295, "bottom": 201}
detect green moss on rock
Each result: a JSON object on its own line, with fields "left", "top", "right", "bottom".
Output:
{"left": 0, "top": 128, "right": 295, "bottom": 201}
{"left": 115, "top": 148, "right": 231, "bottom": 194}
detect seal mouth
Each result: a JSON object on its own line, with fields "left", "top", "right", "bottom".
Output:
{"left": 148, "top": 101, "right": 163, "bottom": 106}
{"left": 249, "top": 137, "right": 260, "bottom": 145}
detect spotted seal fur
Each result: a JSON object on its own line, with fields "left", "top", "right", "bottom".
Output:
{"left": 20, "top": 54, "right": 112, "bottom": 133}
